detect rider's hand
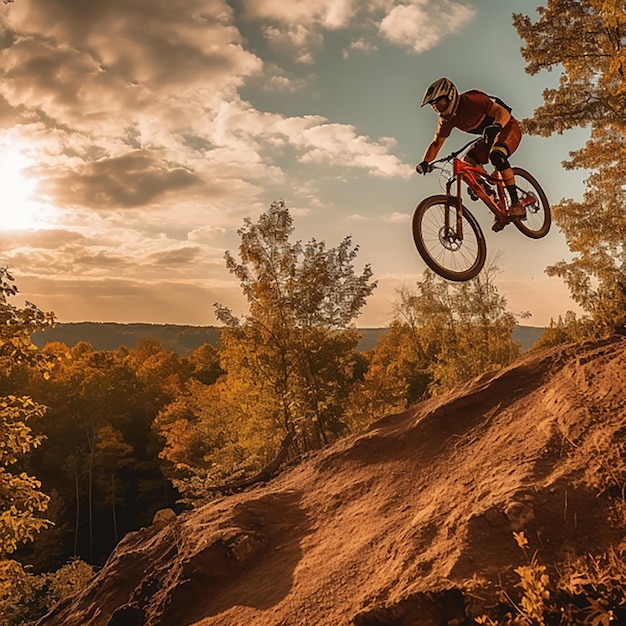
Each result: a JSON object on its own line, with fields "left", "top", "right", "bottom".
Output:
{"left": 482, "top": 124, "right": 502, "bottom": 144}
{"left": 416, "top": 161, "right": 431, "bottom": 175}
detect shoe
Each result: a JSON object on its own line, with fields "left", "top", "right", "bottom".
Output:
{"left": 508, "top": 202, "right": 526, "bottom": 219}
{"left": 468, "top": 182, "right": 494, "bottom": 202}
{"left": 492, "top": 217, "right": 507, "bottom": 232}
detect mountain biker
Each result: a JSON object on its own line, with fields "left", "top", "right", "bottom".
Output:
{"left": 415, "top": 77, "right": 524, "bottom": 232}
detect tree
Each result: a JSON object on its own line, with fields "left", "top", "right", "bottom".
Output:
{"left": 0, "top": 395, "right": 50, "bottom": 555}
{"left": 0, "top": 268, "right": 54, "bottom": 557}
{"left": 350, "top": 265, "right": 519, "bottom": 419}
{"left": 530, "top": 310, "right": 595, "bottom": 350}
{"left": 513, "top": 1, "right": 626, "bottom": 330}
{"left": 212, "top": 200, "right": 376, "bottom": 472}
{"left": 94, "top": 424, "right": 133, "bottom": 544}
{"left": 156, "top": 201, "right": 376, "bottom": 502}
{"left": 24, "top": 340, "right": 183, "bottom": 564}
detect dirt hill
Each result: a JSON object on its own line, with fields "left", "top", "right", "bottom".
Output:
{"left": 37, "top": 334, "right": 626, "bottom": 626}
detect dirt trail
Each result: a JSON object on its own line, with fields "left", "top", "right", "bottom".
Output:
{"left": 38, "top": 334, "right": 626, "bottom": 626}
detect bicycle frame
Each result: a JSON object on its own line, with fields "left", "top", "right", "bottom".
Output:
{"left": 436, "top": 140, "right": 509, "bottom": 239}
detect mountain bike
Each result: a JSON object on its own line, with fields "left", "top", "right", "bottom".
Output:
{"left": 412, "top": 139, "right": 551, "bottom": 281}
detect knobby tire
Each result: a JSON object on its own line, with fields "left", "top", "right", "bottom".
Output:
{"left": 511, "top": 167, "right": 551, "bottom": 239}
{"left": 412, "top": 194, "right": 487, "bottom": 282}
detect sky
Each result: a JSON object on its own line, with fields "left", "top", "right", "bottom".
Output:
{"left": 0, "top": 0, "right": 587, "bottom": 329}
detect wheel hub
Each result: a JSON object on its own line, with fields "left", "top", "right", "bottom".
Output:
{"left": 439, "top": 227, "right": 462, "bottom": 252}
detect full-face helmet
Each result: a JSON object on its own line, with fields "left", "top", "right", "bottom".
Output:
{"left": 420, "top": 77, "right": 459, "bottom": 117}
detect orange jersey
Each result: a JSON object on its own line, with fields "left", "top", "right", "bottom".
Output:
{"left": 435, "top": 90, "right": 510, "bottom": 140}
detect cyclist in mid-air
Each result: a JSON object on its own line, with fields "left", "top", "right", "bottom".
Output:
{"left": 415, "top": 77, "right": 525, "bottom": 232}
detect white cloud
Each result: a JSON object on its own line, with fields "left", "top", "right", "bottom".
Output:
{"left": 343, "top": 38, "right": 378, "bottom": 59}
{"left": 378, "top": 0, "right": 476, "bottom": 53}
{"left": 204, "top": 101, "right": 408, "bottom": 179}
{"left": 381, "top": 212, "right": 411, "bottom": 224}
{"left": 296, "top": 123, "right": 409, "bottom": 178}
{"left": 263, "top": 24, "right": 323, "bottom": 64}
{"left": 242, "top": 0, "right": 357, "bottom": 29}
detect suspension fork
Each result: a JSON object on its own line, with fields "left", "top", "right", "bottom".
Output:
{"left": 444, "top": 177, "right": 463, "bottom": 239}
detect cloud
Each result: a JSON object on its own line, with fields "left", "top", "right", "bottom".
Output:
{"left": 295, "top": 123, "right": 409, "bottom": 178}
{"left": 148, "top": 246, "right": 203, "bottom": 266}
{"left": 0, "top": 228, "right": 85, "bottom": 250}
{"left": 0, "top": 0, "right": 416, "bottom": 327}
{"left": 204, "top": 100, "right": 408, "bottom": 179}
{"left": 16, "top": 273, "right": 247, "bottom": 325}
{"left": 381, "top": 212, "right": 411, "bottom": 224}
{"left": 38, "top": 152, "right": 204, "bottom": 210}
{"left": 378, "top": 0, "right": 476, "bottom": 53}
{"left": 242, "top": 0, "right": 357, "bottom": 29}
{"left": 342, "top": 38, "right": 378, "bottom": 59}
{"left": 242, "top": 0, "right": 362, "bottom": 62}
{"left": 1, "top": 1, "right": 262, "bottom": 129}
{"left": 263, "top": 24, "right": 322, "bottom": 64}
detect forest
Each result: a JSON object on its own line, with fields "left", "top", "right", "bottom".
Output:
{"left": 0, "top": 201, "right": 554, "bottom": 623}
{"left": 1, "top": 0, "right": 625, "bottom": 624}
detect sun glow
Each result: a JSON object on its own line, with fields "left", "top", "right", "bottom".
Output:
{"left": 0, "top": 149, "right": 42, "bottom": 230}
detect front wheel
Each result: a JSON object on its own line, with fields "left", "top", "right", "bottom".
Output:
{"left": 512, "top": 167, "right": 551, "bottom": 239}
{"left": 412, "top": 194, "right": 487, "bottom": 281}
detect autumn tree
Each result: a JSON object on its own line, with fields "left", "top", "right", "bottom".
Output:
{"left": 24, "top": 340, "right": 183, "bottom": 564}
{"left": 349, "top": 265, "right": 519, "bottom": 423}
{"left": 94, "top": 424, "right": 133, "bottom": 544}
{"left": 212, "top": 200, "right": 376, "bottom": 470}
{"left": 0, "top": 269, "right": 91, "bottom": 626}
{"left": 530, "top": 310, "right": 596, "bottom": 350}
{"left": 513, "top": 1, "right": 626, "bottom": 330}
{"left": 0, "top": 268, "right": 54, "bottom": 557}
{"left": 155, "top": 379, "right": 256, "bottom": 503}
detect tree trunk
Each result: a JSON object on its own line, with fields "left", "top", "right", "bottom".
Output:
{"left": 111, "top": 472, "right": 118, "bottom": 543}
{"left": 211, "top": 429, "right": 296, "bottom": 494}
{"left": 73, "top": 460, "right": 80, "bottom": 557}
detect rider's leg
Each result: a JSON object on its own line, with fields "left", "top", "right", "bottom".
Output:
{"left": 489, "top": 145, "right": 525, "bottom": 217}
{"left": 465, "top": 147, "right": 487, "bottom": 172}
{"left": 465, "top": 145, "right": 492, "bottom": 199}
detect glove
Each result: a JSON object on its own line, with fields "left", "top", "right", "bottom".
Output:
{"left": 483, "top": 123, "right": 502, "bottom": 144}
{"left": 416, "top": 161, "right": 431, "bottom": 175}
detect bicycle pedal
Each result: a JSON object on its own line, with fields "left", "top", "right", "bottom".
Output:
{"left": 467, "top": 186, "right": 479, "bottom": 201}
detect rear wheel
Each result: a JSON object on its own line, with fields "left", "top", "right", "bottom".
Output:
{"left": 511, "top": 167, "right": 551, "bottom": 239}
{"left": 412, "top": 194, "right": 486, "bottom": 281}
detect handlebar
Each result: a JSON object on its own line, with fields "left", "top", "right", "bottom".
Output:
{"left": 429, "top": 138, "right": 480, "bottom": 167}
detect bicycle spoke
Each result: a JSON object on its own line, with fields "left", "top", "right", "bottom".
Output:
{"left": 413, "top": 196, "right": 486, "bottom": 281}
{"left": 421, "top": 207, "right": 479, "bottom": 272}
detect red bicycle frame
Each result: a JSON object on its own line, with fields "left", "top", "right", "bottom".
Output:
{"left": 443, "top": 157, "right": 509, "bottom": 239}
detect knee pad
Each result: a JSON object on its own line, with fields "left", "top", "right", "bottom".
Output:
{"left": 489, "top": 145, "right": 510, "bottom": 171}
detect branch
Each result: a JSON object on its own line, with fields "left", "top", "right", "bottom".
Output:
{"left": 208, "top": 428, "right": 296, "bottom": 494}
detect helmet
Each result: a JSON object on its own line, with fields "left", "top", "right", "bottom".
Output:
{"left": 420, "top": 77, "right": 459, "bottom": 117}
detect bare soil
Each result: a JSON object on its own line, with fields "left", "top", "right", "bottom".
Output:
{"left": 38, "top": 334, "right": 626, "bottom": 626}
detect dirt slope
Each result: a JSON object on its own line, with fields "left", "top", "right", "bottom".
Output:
{"left": 38, "top": 334, "right": 626, "bottom": 626}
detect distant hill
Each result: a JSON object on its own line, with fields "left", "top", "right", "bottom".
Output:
{"left": 32, "top": 322, "right": 545, "bottom": 354}
{"left": 31, "top": 322, "right": 222, "bottom": 355}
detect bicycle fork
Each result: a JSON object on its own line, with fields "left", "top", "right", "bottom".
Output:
{"left": 445, "top": 178, "right": 464, "bottom": 240}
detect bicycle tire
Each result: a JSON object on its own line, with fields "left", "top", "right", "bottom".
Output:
{"left": 511, "top": 167, "right": 551, "bottom": 239}
{"left": 412, "top": 194, "right": 487, "bottom": 281}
